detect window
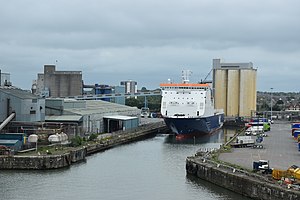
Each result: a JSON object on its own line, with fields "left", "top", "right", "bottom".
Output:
{"left": 30, "top": 110, "right": 36, "bottom": 114}
{"left": 32, "top": 99, "right": 37, "bottom": 103}
{"left": 200, "top": 103, "right": 204, "bottom": 109}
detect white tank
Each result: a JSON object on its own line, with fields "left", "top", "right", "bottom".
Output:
{"left": 48, "top": 134, "right": 60, "bottom": 143}
{"left": 28, "top": 134, "right": 38, "bottom": 143}
{"left": 60, "top": 132, "right": 68, "bottom": 141}
{"left": 57, "top": 134, "right": 62, "bottom": 142}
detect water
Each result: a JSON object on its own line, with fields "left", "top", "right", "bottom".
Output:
{"left": 0, "top": 129, "right": 250, "bottom": 200}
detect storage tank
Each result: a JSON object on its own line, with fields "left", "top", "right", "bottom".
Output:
{"left": 48, "top": 134, "right": 60, "bottom": 143}
{"left": 212, "top": 59, "right": 257, "bottom": 117}
{"left": 28, "top": 134, "right": 38, "bottom": 143}
{"left": 60, "top": 132, "right": 68, "bottom": 142}
{"left": 48, "top": 133, "right": 68, "bottom": 143}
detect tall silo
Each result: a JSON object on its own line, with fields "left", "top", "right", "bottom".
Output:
{"left": 212, "top": 59, "right": 257, "bottom": 117}
{"left": 226, "top": 69, "right": 240, "bottom": 116}
{"left": 214, "top": 69, "right": 227, "bottom": 114}
{"left": 240, "top": 69, "right": 257, "bottom": 117}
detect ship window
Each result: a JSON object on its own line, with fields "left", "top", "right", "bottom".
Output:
{"left": 197, "top": 111, "right": 199, "bottom": 116}
{"left": 200, "top": 103, "right": 204, "bottom": 109}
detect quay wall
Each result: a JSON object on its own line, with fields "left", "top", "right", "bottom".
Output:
{"left": 0, "top": 148, "right": 86, "bottom": 170}
{"left": 186, "top": 157, "right": 300, "bottom": 200}
{"left": 0, "top": 122, "right": 167, "bottom": 170}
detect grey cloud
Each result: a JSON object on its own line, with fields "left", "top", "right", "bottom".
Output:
{"left": 0, "top": 0, "right": 300, "bottom": 92}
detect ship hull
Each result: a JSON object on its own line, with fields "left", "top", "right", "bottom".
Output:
{"left": 163, "top": 113, "right": 224, "bottom": 136}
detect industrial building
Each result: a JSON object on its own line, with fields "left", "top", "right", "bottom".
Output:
{"left": 34, "top": 65, "right": 83, "bottom": 98}
{"left": 212, "top": 58, "right": 257, "bottom": 117}
{"left": 0, "top": 87, "right": 45, "bottom": 123}
{"left": 45, "top": 99, "right": 140, "bottom": 134}
{"left": 0, "top": 70, "right": 11, "bottom": 86}
{"left": 83, "top": 84, "right": 126, "bottom": 105}
{"left": 121, "top": 80, "right": 137, "bottom": 94}
{"left": 0, "top": 133, "right": 24, "bottom": 152}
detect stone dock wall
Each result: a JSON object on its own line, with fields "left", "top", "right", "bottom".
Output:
{"left": 0, "top": 148, "right": 86, "bottom": 170}
{"left": 186, "top": 156, "right": 300, "bottom": 200}
{"left": 0, "top": 122, "right": 167, "bottom": 170}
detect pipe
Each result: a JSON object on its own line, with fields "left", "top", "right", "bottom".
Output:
{"left": 7, "top": 98, "right": 10, "bottom": 117}
{"left": 0, "top": 112, "right": 15, "bottom": 131}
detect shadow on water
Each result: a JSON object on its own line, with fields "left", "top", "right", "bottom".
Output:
{"left": 163, "top": 127, "right": 242, "bottom": 146}
{"left": 163, "top": 129, "right": 224, "bottom": 145}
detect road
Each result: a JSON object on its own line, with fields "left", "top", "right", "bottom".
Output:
{"left": 219, "top": 121, "right": 300, "bottom": 170}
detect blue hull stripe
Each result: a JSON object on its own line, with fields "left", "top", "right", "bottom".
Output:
{"left": 164, "top": 114, "right": 224, "bottom": 135}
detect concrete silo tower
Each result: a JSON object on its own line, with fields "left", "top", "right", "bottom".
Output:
{"left": 212, "top": 59, "right": 257, "bottom": 117}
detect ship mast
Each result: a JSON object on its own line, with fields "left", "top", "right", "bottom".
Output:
{"left": 182, "top": 70, "right": 192, "bottom": 83}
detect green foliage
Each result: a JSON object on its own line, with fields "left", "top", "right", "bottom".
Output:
{"left": 125, "top": 95, "right": 162, "bottom": 112}
{"left": 89, "top": 133, "right": 98, "bottom": 141}
{"left": 220, "top": 145, "right": 232, "bottom": 153}
{"left": 70, "top": 136, "right": 84, "bottom": 147}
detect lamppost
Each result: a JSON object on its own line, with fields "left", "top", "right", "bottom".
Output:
{"left": 270, "top": 87, "right": 273, "bottom": 119}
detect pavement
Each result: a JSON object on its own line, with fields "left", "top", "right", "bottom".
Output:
{"left": 218, "top": 121, "right": 300, "bottom": 170}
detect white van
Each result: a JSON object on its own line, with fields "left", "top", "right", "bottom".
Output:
{"left": 245, "top": 126, "right": 264, "bottom": 136}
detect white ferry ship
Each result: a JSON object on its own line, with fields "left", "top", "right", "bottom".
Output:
{"left": 160, "top": 70, "right": 224, "bottom": 138}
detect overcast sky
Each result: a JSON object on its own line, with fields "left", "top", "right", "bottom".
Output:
{"left": 0, "top": 0, "right": 299, "bottom": 92}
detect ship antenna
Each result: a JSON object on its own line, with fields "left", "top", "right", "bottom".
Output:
{"left": 182, "top": 70, "right": 192, "bottom": 83}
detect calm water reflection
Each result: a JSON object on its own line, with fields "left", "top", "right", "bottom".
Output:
{"left": 0, "top": 128, "right": 250, "bottom": 200}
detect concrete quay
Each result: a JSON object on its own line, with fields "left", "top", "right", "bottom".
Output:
{"left": 186, "top": 121, "right": 300, "bottom": 200}
{"left": 0, "top": 121, "right": 167, "bottom": 170}
{"left": 186, "top": 156, "right": 300, "bottom": 200}
{"left": 219, "top": 121, "right": 300, "bottom": 170}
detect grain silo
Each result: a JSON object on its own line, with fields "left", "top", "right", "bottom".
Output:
{"left": 212, "top": 59, "right": 257, "bottom": 117}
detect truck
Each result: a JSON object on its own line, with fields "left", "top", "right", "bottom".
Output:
{"left": 253, "top": 160, "right": 271, "bottom": 173}
{"left": 272, "top": 165, "right": 300, "bottom": 181}
{"left": 252, "top": 117, "right": 272, "bottom": 124}
{"left": 231, "top": 136, "right": 255, "bottom": 148}
{"left": 247, "top": 121, "right": 270, "bottom": 132}
{"left": 245, "top": 126, "right": 264, "bottom": 136}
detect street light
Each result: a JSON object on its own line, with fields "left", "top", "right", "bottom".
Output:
{"left": 270, "top": 87, "right": 273, "bottom": 120}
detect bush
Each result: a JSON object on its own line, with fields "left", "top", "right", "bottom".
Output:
{"left": 70, "top": 136, "right": 84, "bottom": 147}
{"left": 88, "top": 133, "right": 98, "bottom": 141}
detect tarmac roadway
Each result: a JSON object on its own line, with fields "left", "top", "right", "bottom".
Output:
{"left": 219, "top": 121, "right": 300, "bottom": 171}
